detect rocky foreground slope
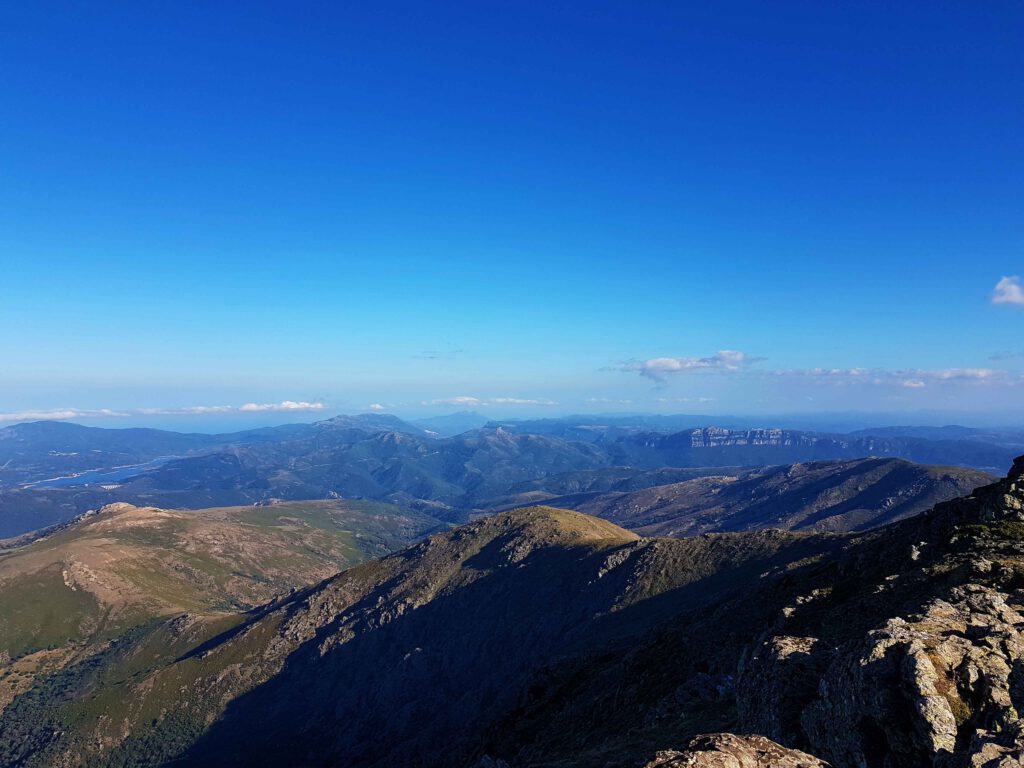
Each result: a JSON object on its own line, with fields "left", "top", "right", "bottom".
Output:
{"left": 2, "top": 460, "right": 1024, "bottom": 766}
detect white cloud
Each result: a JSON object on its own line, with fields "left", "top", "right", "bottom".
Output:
{"left": 426, "top": 396, "right": 557, "bottom": 408}
{"left": 367, "top": 403, "right": 386, "bottom": 411}
{"left": 993, "top": 276, "right": 1024, "bottom": 306}
{"left": 621, "top": 350, "right": 763, "bottom": 381}
{"left": 924, "top": 368, "right": 1002, "bottom": 381}
{"left": 794, "top": 367, "right": 1012, "bottom": 387}
{"left": 428, "top": 396, "right": 483, "bottom": 407}
{"left": 238, "top": 401, "right": 325, "bottom": 412}
{"left": 137, "top": 405, "right": 236, "bottom": 415}
{"left": 0, "top": 401, "right": 326, "bottom": 425}
{"left": 0, "top": 408, "right": 128, "bottom": 423}
{"left": 619, "top": 348, "right": 1023, "bottom": 392}
{"left": 584, "top": 397, "right": 634, "bottom": 404}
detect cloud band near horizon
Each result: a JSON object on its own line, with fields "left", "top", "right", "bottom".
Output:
{"left": 0, "top": 401, "right": 325, "bottom": 424}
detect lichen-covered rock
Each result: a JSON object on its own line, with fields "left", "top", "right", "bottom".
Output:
{"left": 808, "top": 587, "right": 1024, "bottom": 768}
{"left": 724, "top": 456, "right": 1024, "bottom": 768}
{"left": 644, "top": 733, "right": 829, "bottom": 767}
{"left": 737, "top": 586, "right": 1024, "bottom": 768}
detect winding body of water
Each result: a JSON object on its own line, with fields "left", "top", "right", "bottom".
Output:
{"left": 23, "top": 456, "right": 178, "bottom": 489}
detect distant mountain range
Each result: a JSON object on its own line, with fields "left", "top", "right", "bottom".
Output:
{"left": 2, "top": 457, "right": 1022, "bottom": 766}
{"left": 0, "top": 415, "right": 1017, "bottom": 537}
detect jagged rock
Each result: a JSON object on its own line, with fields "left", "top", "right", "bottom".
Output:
{"left": 644, "top": 733, "right": 828, "bottom": 767}
{"left": 735, "top": 586, "right": 1024, "bottom": 768}
{"left": 725, "top": 457, "right": 1024, "bottom": 768}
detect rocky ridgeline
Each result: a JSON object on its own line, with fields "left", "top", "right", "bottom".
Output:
{"left": 725, "top": 457, "right": 1024, "bottom": 767}
{"left": 468, "top": 460, "right": 1024, "bottom": 768}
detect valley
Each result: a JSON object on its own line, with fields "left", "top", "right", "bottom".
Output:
{"left": 0, "top": 415, "right": 1014, "bottom": 538}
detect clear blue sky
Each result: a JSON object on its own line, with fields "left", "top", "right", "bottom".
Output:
{"left": 1, "top": 1, "right": 1022, "bottom": 427}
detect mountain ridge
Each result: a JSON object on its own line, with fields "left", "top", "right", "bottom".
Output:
{"left": 0, "top": 416, "right": 1011, "bottom": 538}
{"left": 3, "top": 458, "right": 1023, "bottom": 765}
{"left": 538, "top": 457, "right": 992, "bottom": 535}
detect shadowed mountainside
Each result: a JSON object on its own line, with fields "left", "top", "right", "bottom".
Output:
{"left": 538, "top": 457, "right": 992, "bottom": 535}
{"left": 2, "top": 458, "right": 1024, "bottom": 766}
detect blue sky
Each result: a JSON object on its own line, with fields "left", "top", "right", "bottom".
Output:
{"left": 1, "top": 1, "right": 1022, "bottom": 428}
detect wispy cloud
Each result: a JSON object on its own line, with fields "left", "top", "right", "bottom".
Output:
{"left": 993, "top": 276, "right": 1024, "bottom": 306}
{"left": 0, "top": 408, "right": 128, "bottom": 423}
{"left": 0, "top": 401, "right": 326, "bottom": 424}
{"left": 619, "top": 350, "right": 763, "bottom": 381}
{"left": 367, "top": 403, "right": 386, "bottom": 411}
{"left": 584, "top": 397, "right": 634, "bottom": 405}
{"left": 783, "top": 367, "right": 1013, "bottom": 388}
{"left": 425, "top": 396, "right": 558, "bottom": 407}
{"left": 238, "top": 401, "right": 324, "bottom": 412}
{"left": 618, "top": 349, "right": 1021, "bottom": 391}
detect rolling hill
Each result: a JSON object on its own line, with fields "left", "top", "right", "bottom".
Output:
{"left": 0, "top": 498, "right": 442, "bottom": 712}
{"left": 1, "top": 460, "right": 1022, "bottom": 766}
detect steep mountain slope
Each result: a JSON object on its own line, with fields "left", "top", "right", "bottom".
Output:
{"left": 486, "top": 466, "right": 741, "bottom": 508}
{"left": 0, "top": 506, "right": 838, "bottom": 767}
{"left": 547, "top": 458, "right": 992, "bottom": 535}
{"left": 5, "top": 459, "right": 1024, "bottom": 767}
{"left": 0, "top": 499, "right": 442, "bottom": 712}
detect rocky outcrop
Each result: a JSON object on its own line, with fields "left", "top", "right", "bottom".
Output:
{"left": 801, "top": 586, "right": 1024, "bottom": 768}
{"left": 644, "top": 733, "right": 828, "bottom": 767}
{"left": 735, "top": 457, "right": 1024, "bottom": 768}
